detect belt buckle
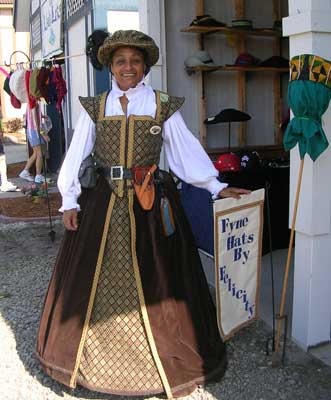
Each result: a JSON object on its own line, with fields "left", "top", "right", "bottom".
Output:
{"left": 110, "top": 166, "right": 123, "bottom": 180}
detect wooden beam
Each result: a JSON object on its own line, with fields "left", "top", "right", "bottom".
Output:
{"left": 196, "top": 0, "right": 204, "bottom": 16}
{"left": 237, "top": 71, "right": 246, "bottom": 146}
{"left": 198, "top": 72, "right": 207, "bottom": 147}
{"left": 235, "top": 0, "right": 245, "bottom": 19}
{"left": 272, "top": 0, "right": 281, "bottom": 21}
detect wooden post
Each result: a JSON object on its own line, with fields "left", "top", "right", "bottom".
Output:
{"left": 196, "top": 0, "right": 204, "bottom": 16}
{"left": 235, "top": 0, "right": 246, "bottom": 147}
{"left": 274, "top": 158, "right": 305, "bottom": 357}
{"left": 273, "top": 0, "right": 283, "bottom": 145}
{"left": 195, "top": 0, "right": 207, "bottom": 147}
{"left": 235, "top": 0, "right": 245, "bottom": 18}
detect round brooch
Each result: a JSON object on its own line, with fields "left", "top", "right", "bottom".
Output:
{"left": 150, "top": 125, "right": 161, "bottom": 135}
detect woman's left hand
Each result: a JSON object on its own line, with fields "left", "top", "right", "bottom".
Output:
{"left": 218, "top": 187, "right": 251, "bottom": 199}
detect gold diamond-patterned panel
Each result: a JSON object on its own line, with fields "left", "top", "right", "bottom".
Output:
{"left": 95, "top": 119, "right": 122, "bottom": 165}
{"left": 166, "top": 96, "right": 185, "bottom": 120}
{"left": 78, "top": 197, "right": 162, "bottom": 392}
{"left": 156, "top": 91, "right": 185, "bottom": 123}
{"left": 79, "top": 95, "right": 103, "bottom": 123}
{"left": 130, "top": 119, "right": 163, "bottom": 166}
{"left": 95, "top": 119, "right": 124, "bottom": 196}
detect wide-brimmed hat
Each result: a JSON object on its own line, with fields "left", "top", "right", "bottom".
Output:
{"left": 204, "top": 108, "right": 251, "bottom": 124}
{"left": 232, "top": 52, "right": 260, "bottom": 67}
{"left": 258, "top": 55, "right": 289, "bottom": 68}
{"left": 98, "top": 30, "right": 159, "bottom": 67}
{"left": 231, "top": 19, "right": 253, "bottom": 29}
{"left": 189, "top": 14, "right": 225, "bottom": 27}
{"left": 184, "top": 50, "right": 216, "bottom": 68}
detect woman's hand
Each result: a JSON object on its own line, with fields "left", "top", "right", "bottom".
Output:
{"left": 218, "top": 187, "right": 251, "bottom": 199}
{"left": 63, "top": 208, "right": 79, "bottom": 231}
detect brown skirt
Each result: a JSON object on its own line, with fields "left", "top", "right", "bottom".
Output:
{"left": 36, "top": 172, "right": 226, "bottom": 398}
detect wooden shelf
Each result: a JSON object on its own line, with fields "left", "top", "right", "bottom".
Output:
{"left": 180, "top": 25, "right": 281, "bottom": 37}
{"left": 186, "top": 0, "right": 286, "bottom": 148}
{"left": 186, "top": 65, "right": 288, "bottom": 73}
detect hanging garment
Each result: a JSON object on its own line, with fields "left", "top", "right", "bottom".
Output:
{"left": 29, "top": 68, "right": 42, "bottom": 99}
{"left": 25, "top": 70, "right": 37, "bottom": 109}
{"left": 36, "top": 66, "right": 51, "bottom": 104}
{"left": 52, "top": 65, "right": 67, "bottom": 112}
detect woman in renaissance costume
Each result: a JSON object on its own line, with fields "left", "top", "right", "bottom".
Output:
{"left": 36, "top": 29, "right": 249, "bottom": 398}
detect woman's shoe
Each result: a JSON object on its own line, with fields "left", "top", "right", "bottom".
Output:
{"left": 19, "top": 169, "right": 35, "bottom": 182}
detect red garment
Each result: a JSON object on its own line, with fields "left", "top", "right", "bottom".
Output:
{"left": 36, "top": 67, "right": 51, "bottom": 104}
{"left": 52, "top": 66, "right": 67, "bottom": 111}
{"left": 25, "top": 70, "right": 37, "bottom": 109}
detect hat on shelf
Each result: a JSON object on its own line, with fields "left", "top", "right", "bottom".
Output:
{"left": 214, "top": 153, "right": 241, "bottom": 172}
{"left": 184, "top": 50, "right": 216, "bottom": 68}
{"left": 258, "top": 55, "right": 289, "bottom": 68}
{"left": 205, "top": 108, "right": 251, "bottom": 153}
{"left": 9, "top": 69, "right": 28, "bottom": 104}
{"left": 204, "top": 108, "right": 251, "bottom": 124}
{"left": 231, "top": 19, "right": 253, "bottom": 29}
{"left": 231, "top": 52, "right": 260, "bottom": 67}
{"left": 190, "top": 14, "right": 226, "bottom": 27}
{"left": 240, "top": 151, "right": 261, "bottom": 169}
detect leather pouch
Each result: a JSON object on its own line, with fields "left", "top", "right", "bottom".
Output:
{"left": 132, "top": 164, "right": 157, "bottom": 210}
{"left": 78, "top": 154, "right": 98, "bottom": 189}
{"left": 160, "top": 196, "right": 176, "bottom": 236}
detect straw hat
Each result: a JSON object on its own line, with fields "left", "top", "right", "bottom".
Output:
{"left": 98, "top": 30, "right": 159, "bottom": 67}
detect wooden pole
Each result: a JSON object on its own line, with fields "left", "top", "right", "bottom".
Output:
{"left": 273, "top": 157, "right": 305, "bottom": 357}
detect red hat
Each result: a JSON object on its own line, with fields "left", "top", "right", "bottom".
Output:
{"left": 10, "top": 93, "right": 21, "bottom": 109}
{"left": 214, "top": 153, "right": 241, "bottom": 172}
{"left": 234, "top": 52, "right": 260, "bottom": 66}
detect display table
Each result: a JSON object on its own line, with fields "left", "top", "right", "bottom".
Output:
{"left": 180, "top": 166, "right": 290, "bottom": 256}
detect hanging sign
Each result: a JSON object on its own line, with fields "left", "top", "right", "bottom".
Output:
{"left": 214, "top": 189, "right": 264, "bottom": 340}
{"left": 41, "top": 0, "right": 63, "bottom": 58}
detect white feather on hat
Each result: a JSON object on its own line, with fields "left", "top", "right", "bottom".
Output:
{"left": 9, "top": 69, "right": 28, "bottom": 104}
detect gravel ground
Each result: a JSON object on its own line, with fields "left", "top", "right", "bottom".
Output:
{"left": 1, "top": 221, "right": 331, "bottom": 400}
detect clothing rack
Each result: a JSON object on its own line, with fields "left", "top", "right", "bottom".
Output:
{"left": 1, "top": 51, "right": 86, "bottom": 69}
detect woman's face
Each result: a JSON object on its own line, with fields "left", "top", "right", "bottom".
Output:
{"left": 110, "top": 47, "right": 146, "bottom": 91}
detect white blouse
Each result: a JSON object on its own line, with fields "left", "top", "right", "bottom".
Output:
{"left": 58, "top": 80, "right": 227, "bottom": 211}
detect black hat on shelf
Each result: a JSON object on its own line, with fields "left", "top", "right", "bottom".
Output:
{"left": 204, "top": 108, "right": 251, "bottom": 153}
{"left": 204, "top": 108, "right": 251, "bottom": 124}
{"left": 190, "top": 14, "right": 226, "bottom": 27}
{"left": 258, "top": 56, "right": 290, "bottom": 68}
{"left": 258, "top": 56, "right": 289, "bottom": 68}
{"left": 231, "top": 19, "right": 253, "bottom": 29}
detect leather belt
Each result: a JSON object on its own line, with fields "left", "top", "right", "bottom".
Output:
{"left": 98, "top": 166, "right": 132, "bottom": 180}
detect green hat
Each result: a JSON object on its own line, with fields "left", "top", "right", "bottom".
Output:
{"left": 97, "top": 30, "right": 159, "bottom": 67}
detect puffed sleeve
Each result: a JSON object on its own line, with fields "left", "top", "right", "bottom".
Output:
{"left": 57, "top": 108, "right": 96, "bottom": 211}
{"left": 163, "top": 111, "right": 228, "bottom": 198}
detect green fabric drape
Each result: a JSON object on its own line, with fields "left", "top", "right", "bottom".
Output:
{"left": 283, "top": 80, "right": 331, "bottom": 161}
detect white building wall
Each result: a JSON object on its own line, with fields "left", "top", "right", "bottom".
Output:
{"left": 66, "top": 19, "right": 89, "bottom": 132}
{"left": 283, "top": 0, "right": 331, "bottom": 349}
{"left": 0, "top": 8, "right": 29, "bottom": 121}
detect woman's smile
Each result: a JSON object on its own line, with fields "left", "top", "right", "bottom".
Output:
{"left": 110, "top": 47, "right": 145, "bottom": 91}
